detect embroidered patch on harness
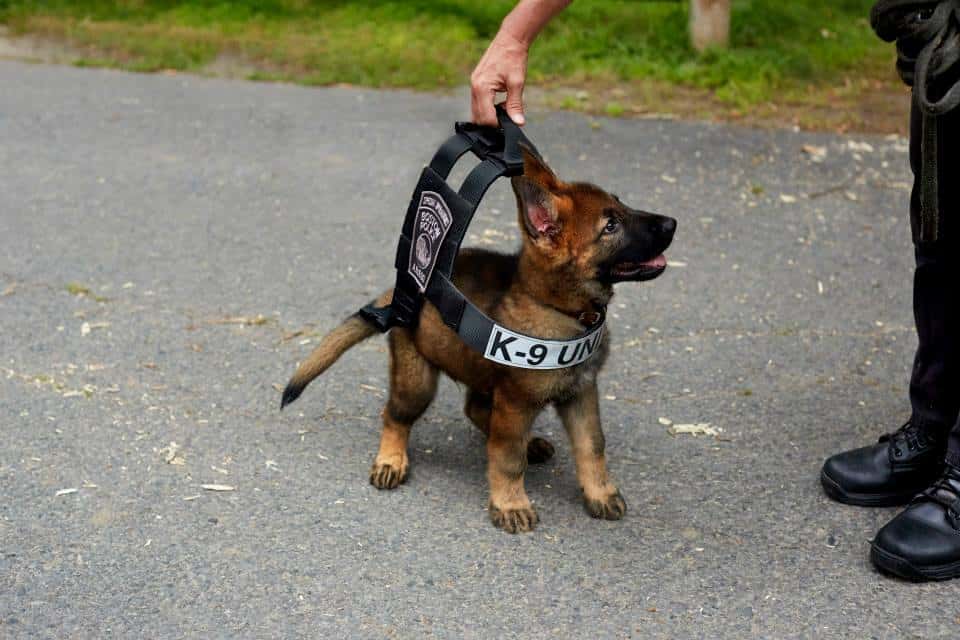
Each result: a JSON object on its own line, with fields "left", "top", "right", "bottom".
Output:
{"left": 408, "top": 190, "right": 453, "bottom": 292}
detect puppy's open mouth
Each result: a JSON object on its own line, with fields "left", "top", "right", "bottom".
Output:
{"left": 611, "top": 254, "right": 667, "bottom": 281}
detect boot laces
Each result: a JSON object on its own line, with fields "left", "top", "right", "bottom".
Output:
{"left": 883, "top": 421, "right": 931, "bottom": 458}
{"left": 916, "top": 467, "right": 960, "bottom": 525}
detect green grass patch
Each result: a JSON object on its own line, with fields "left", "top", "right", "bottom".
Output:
{"left": 0, "top": 1, "right": 891, "bottom": 106}
{"left": 604, "top": 101, "right": 626, "bottom": 117}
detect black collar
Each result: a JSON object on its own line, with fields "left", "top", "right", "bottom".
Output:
{"left": 543, "top": 301, "right": 607, "bottom": 329}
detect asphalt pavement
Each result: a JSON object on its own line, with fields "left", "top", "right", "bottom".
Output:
{"left": 2, "top": 60, "right": 956, "bottom": 638}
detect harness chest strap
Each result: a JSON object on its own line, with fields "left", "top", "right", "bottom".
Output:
{"left": 359, "top": 106, "right": 606, "bottom": 370}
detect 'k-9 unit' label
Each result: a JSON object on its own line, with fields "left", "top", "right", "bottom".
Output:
{"left": 483, "top": 322, "right": 606, "bottom": 370}
{"left": 408, "top": 191, "right": 453, "bottom": 292}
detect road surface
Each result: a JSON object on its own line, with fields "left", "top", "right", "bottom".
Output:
{"left": 1, "top": 61, "right": 953, "bottom": 638}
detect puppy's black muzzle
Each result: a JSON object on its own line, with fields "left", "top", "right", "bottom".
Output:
{"left": 601, "top": 211, "right": 677, "bottom": 283}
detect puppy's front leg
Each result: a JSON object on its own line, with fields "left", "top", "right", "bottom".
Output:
{"left": 556, "top": 383, "right": 626, "bottom": 520}
{"left": 487, "top": 389, "right": 538, "bottom": 533}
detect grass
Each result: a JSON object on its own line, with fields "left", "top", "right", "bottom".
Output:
{"left": 0, "top": 1, "right": 904, "bottom": 130}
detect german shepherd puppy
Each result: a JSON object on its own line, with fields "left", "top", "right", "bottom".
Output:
{"left": 282, "top": 147, "right": 676, "bottom": 533}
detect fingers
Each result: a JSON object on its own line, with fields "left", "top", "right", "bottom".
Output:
{"left": 471, "top": 76, "right": 525, "bottom": 127}
{"left": 471, "top": 79, "right": 499, "bottom": 127}
{"left": 504, "top": 73, "right": 526, "bottom": 126}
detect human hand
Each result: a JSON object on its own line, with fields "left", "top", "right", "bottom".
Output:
{"left": 470, "top": 30, "right": 529, "bottom": 127}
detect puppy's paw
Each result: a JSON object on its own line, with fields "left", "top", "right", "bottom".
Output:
{"left": 526, "top": 437, "right": 555, "bottom": 464}
{"left": 584, "top": 489, "right": 627, "bottom": 521}
{"left": 369, "top": 458, "right": 408, "bottom": 490}
{"left": 489, "top": 502, "right": 539, "bottom": 534}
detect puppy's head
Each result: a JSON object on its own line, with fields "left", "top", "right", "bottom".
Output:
{"left": 511, "top": 147, "right": 676, "bottom": 290}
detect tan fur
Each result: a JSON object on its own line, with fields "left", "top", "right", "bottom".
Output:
{"left": 282, "top": 291, "right": 394, "bottom": 406}
{"left": 369, "top": 327, "right": 439, "bottom": 489}
{"left": 285, "top": 316, "right": 376, "bottom": 394}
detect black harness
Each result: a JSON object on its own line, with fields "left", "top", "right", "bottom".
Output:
{"left": 359, "top": 107, "right": 605, "bottom": 370}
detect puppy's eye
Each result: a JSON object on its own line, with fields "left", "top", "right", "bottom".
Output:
{"left": 602, "top": 218, "right": 620, "bottom": 235}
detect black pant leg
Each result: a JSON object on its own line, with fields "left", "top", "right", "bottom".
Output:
{"left": 908, "top": 101, "right": 960, "bottom": 460}
{"left": 911, "top": 248, "right": 960, "bottom": 436}
{"left": 939, "top": 105, "right": 960, "bottom": 466}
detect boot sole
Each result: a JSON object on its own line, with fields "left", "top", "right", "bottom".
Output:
{"left": 871, "top": 544, "right": 960, "bottom": 581}
{"left": 819, "top": 469, "right": 917, "bottom": 507}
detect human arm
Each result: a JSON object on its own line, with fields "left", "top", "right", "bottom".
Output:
{"left": 470, "top": 0, "right": 572, "bottom": 126}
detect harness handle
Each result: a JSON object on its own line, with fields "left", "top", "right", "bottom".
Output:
{"left": 453, "top": 104, "right": 535, "bottom": 176}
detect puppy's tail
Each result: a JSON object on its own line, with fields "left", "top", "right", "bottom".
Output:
{"left": 280, "top": 311, "right": 380, "bottom": 410}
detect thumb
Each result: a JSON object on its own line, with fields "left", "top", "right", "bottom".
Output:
{"left": 505, "top": 75, "right": 526, "bottom": 126}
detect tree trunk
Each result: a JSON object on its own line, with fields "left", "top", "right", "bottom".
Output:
{"left": 689, "top": 0, "right": 731, "bottom": 52}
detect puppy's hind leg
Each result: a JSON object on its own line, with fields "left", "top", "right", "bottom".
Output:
{"left": 465, "top": 390, "right": 554, "bottom": 464}
{"left": 526, "top": 436, "right": 556, "bottom": 465}
{"left": 370, "top": 329, "right": 438, "bottom": 490}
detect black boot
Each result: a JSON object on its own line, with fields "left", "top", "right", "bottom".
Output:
{"left": 821, "top": 421, "right": 945, "bottom": 506}
{"left": 871, "top": 464, "right": 960, "bottom": 581}
{"left": 820, "top": 102, "right": 958, "bottom": 508}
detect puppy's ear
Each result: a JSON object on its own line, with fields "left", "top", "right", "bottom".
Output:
{"left": 519, "top": 144, "right": 558, "bottom": 190}
{"left": 512, "top": 144, "right": 561, "bottom": 239}
{"left": 512, "top": 174, "right": 559, "bottom": 239}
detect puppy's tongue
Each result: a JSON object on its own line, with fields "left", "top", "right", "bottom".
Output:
{"left": 639, "top": 254, "right": 667, "bottom": 268}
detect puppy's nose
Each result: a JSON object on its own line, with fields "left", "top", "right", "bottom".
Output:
{"left": 658, "top": 217, "right": 677, "bottom": 236}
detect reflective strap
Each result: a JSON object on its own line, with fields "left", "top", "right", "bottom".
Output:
{"left": 425, "top": 274, "right": 607, "bottom": 370}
